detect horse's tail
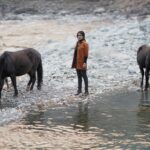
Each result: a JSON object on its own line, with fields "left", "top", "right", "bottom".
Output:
{"left": 137, "top": 45, "right": 147, "bottom": 54}
{"left": 37, "top": 59, "right": 43, "bottom": 90}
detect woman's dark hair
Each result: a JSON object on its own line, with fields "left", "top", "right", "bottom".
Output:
{"left": 77, "top": 31, "right": 85, "bottom": 40}
{"left": 73, "top": 31, "right": 86, "bottom": 64}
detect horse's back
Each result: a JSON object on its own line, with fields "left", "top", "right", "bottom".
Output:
{"left": 137, "top": 45, "right": 150, "bottom": 68}
{"left": 2, "top": 48, "right": 42, "bottom": 76}
{"left": 24, "top": 48, "right": 42, "bottom": 65}
{"left": 8, "top": 48, "right": 41, "bottom": 63}
{"left": 2, "top": 48, "right": 40, "bottom": 57}
{"left": 23, "top": 48, "right": 41, "bottom": 58}
{"left": 14, "top": 48, "right": 41, "bottom": 58}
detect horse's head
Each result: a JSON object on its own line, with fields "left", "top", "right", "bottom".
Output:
{"left": 0, "top": 53, "right": 7, "bottom": 98}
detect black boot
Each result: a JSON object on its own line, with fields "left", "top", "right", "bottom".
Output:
{"left": 75, "top": 90, "right": 82, "bottom": 96}
{"left": 84, "top": 90, "right": 89, "bottom": 96}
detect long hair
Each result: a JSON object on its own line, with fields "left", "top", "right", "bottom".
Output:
{"left": 77, "top": 31, "right": 85, "bottom": 40}
{"left": 75, "top": 31, "right": 86, "bottom": 51}
{"left": 72, "top": 31, "right": 86, "bottom": 68}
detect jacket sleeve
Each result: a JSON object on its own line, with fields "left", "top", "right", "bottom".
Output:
{"left": 83, "top": 42, "right": 89, "bottom": 63}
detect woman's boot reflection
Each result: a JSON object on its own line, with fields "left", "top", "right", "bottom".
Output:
{"left": 73, "top": 101, "right": 89, "bottom": 131}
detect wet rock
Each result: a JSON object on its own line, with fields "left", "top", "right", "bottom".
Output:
{"left": 107, "top": 75, "right": 114, "bottom": 80}
{"left": 127, "top": 86, "right": 140, "bottom": 92}
{"left": 14, "top": 8, "right": 38, "bottom": 15}
{"left": 128, "top": 65, "right": 137, "bottom": 75}
{"left": 101, "top": 28, "right": 109, "bottom": 32}
{"left": 94, "top": 8, "right": 105, "bottom": 14}
{"left": 59, "top": 11, "right": 69, "bottom": 16}
{"left": 128, "top": 28, "right": 141, "bottom": 35}
{"left": 117, "top": 39, "right": 125, "bottom": 45}
{"left": 5, "top": 14, "right": 23, "bottom": 20}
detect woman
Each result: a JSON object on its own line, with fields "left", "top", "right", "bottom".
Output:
{"left": 72, "top": 31, "right": 89, "bottom": 96}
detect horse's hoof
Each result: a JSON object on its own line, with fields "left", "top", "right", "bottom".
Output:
{"left": 144, "top": 88, "right": 148, "bottom": 91}
{"left": 37, "top": 86, "right": 41, "bottom": 90}
{"left": 26, "top": 86, "right": 30, "bottom": 91}
{"left": 141, "top": 88, "right": 143, "bottom": 91}
{"left": 13, "top": 94, "right": 18, "bottom": 97}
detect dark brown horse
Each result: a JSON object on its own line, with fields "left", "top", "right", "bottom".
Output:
{"left": 0, "top": 48, "right": 43, "bottom": 99}
{"left": 137, "top": 45, "right": 150, "bottom": 90}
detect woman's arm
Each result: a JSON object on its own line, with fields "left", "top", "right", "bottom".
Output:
{"left": 83, "top": 42, "right": 89, "bottom": 69}
{"left": 83, "top": 42, "right": 89, "bottom": 62}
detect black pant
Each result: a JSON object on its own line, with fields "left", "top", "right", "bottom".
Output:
{"left": 76, "top": 69, "right": 88, "bottom": 93}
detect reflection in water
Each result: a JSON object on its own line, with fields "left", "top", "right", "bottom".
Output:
{"left": 138, "top": 91, "right": 150, "bottom": 136}
{"left": 23, "top": 102, "right": 90, "bottom": 131}
{"left": 139, "top": 91, "right": 150, "bottom": 106}
{"left": 0, "top": 99, "right": 18, "bottom": 110}
{"left": 73, "top": 102, "right": 89, "bottom": 131}
{"left": 18, "top": 90, "right": 150, "bottom": 149}
{"left": 24, "top": 110, "right": 46, "bottom": 126}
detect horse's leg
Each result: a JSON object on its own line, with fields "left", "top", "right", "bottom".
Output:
{"left": 145, "top": 68, "right": 149, "bottom": 91}
{"left": 0, "top": 79, "right": 4, "bottom": 106}
{"left": 30, "top": 73, "right": 36, "bottom": 90}
{"left": 5, "top": 78, "right": 9, "bottom": 90}
{"left": 10, "top": 75, "right": 18, "bottom": 96}
{"left": 26, "top": 73, "right": 32, "bottom": 91}
{"left": 140, "top": 67, "right": 144, "bottom": 89}
{"left": 0, "top": 79, "right": 4, "bottom": 99}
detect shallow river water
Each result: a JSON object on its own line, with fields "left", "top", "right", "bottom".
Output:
{"left": 1, "top": 90, "right": 149, "bottom": 149}
{"left": 0, "top": 11, "right": 150, "bottom": 149}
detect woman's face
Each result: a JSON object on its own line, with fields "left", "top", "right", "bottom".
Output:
{"left": 77, "top": 33, "right": 84, "bottom": 41}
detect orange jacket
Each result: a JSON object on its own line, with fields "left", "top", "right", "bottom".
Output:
{"left": 72, "top": 40, "right": 89, "bottom": 70}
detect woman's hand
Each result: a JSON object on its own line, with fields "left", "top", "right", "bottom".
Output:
{"left": 83, "top": 63, "right": 87, "bottom": 69}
